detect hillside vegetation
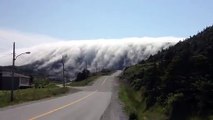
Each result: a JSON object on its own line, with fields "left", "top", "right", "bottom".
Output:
{"left": 121, "top": 26, "right": 213, "bottom": 120}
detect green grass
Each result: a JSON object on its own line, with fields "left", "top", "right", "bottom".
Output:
{"left": 119, "top": 83, "right": 141, "bottom": 113}
{"left": 0, "top": 86, "right": 69, "bottom": 108}
{"left": 119, "top": 82, "right": 166, "bottom": 120}
{"left": 69, "top": 75, "right": 101, "bottom": 86}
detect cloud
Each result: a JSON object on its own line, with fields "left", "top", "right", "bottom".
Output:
{"left": 0, "top": 29, "right": 60, "bottom": 52}
{"left": 0, "top": 29, "right": 184, "bottom": 77}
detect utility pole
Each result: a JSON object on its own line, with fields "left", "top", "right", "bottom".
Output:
{"left": 85, "top": 60, "right": 87, "bottom": 70}
{"left": 95, "top": 62, "right": 97, "bottom": 73}
{"left": 62, "top": 56, "right": 65, "bottom": 87}
{"left": 10, "top": 42, "right": 30, "bottom": 102}
{"left": 11, "top": 42, "right": 15, "bottom": 101}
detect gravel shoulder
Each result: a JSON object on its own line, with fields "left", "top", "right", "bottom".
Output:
{"left": 101, "top": 73, "right": 128, "bottom": 120}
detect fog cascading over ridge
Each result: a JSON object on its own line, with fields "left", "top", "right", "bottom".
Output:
{"left": 0, "top": 37, "right": 183, "bottom": 79}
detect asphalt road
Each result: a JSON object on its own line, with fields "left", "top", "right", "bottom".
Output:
{"left": 0, "top": 70, "right": 127, "bottom": 120}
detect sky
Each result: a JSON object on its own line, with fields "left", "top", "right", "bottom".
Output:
{"left": 0, "top": 0, "right": 213, "bottom": 40}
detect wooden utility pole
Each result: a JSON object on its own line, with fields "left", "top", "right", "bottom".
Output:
{"left": 11, "top": 42, "right": 15, "bottom": 101}
{"left": 85, "top": 60, "right": 87, "bottom": 70}
{"left": 62, "top": 56, "right": 65, "bottom": 87}
{"left": 10, "top": 42, "right": 30, "bottom": 101}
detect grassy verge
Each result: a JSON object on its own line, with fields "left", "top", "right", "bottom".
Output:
{"left": 0, "top": 86, "right": 69, "bottom": 108}
{"left": 68, "top": 75, "right": 101, "bottom": 86}
{"left": 119, "top": 82, "right": 166, "bottom": 120}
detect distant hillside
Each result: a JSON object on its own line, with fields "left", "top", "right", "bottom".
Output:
{"left": 1, "top": 38, "right": 180, "bottom": 80}
{"left": 121, "top": 26, "right": 213, "bottom": 120}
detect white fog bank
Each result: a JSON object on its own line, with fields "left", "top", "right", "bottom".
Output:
{"left": 0, "top": 29, "right": 184, "bottom": 77}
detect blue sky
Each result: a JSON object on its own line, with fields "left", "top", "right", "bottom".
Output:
{"left": 0, "top": 0, "right": 213, "bottom": 40}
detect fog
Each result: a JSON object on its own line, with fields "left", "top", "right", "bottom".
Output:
{"left": 0, "top": 37, "right": 183, "bottom": 77}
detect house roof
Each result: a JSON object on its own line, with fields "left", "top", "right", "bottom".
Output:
{"left": 0, "top": 71, "right": 30, "bottom": 79}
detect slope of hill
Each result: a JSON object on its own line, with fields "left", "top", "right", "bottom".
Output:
{"left": 1, "top": 38, "right": 180, "bottom": 80}
{"left": 121, "top": 26, "right": 213, "bottom": 120}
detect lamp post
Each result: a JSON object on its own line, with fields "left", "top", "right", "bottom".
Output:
{"left": 11, "top": 42, "right": 30, "bottom": 101}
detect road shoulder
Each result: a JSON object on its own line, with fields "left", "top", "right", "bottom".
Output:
{"left": 101, "top": 77, "right": 128, "bottom": 120}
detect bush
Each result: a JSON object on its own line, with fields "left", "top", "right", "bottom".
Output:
{"left": 129, "top": 112, "right": 138, "bottom": 120}
{"left": 34, "top": 78, "right": 49, "bottom": 88}
{"left": 75, "top": 69, "right": 90, "bottom": 81}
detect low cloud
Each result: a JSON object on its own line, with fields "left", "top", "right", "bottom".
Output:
{"left": 0, "top": 29, "right": 184, "bottom": 77}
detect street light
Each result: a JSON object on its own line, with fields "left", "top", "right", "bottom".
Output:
{"left": 11, "top": 42, "right": 30, "bottom": 101}
{"left": 15, "top": 52, "right": 31, "bottom": 60}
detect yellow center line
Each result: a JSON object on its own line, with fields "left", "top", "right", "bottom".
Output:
{"left": 101, "top": 78, "right": 107, "bottom": 85}
{"left": 28, "top": 91, "right": 97, "bottom": 120}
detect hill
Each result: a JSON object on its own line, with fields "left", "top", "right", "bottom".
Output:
{"left": 121, "top": 26, "right": 213, "bottom": 120}
{"left": 1, "top": 37, "right": 180, "bottom": 80}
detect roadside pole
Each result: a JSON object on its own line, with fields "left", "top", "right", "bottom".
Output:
{"left": 11, "top": 42, "right": 15, "bottom": 101}
{"left": 62, "top": 56, "right": 65, "bottom": 87}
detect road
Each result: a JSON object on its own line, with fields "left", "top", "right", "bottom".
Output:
{"left": 0, "top": 71, "right": 127, "bottom": 120}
